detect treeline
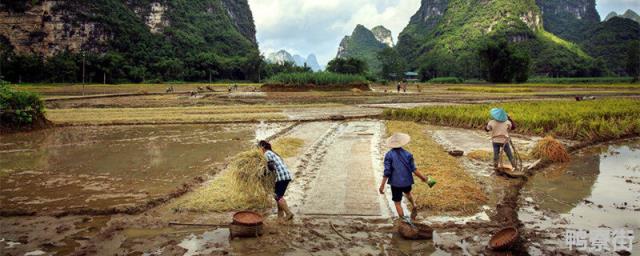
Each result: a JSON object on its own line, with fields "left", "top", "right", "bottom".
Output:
{"left": 0, "top": 51, "right": 264, "bottom": 84}
{"left": 0, "top": 50, "right": 318, "bottom": 84}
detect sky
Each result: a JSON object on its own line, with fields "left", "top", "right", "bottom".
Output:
{"left": 248, "top": 0, "right": 639, "bottom": 67}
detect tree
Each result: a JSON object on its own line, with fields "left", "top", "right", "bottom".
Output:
{"left": 479, "top": 39, "right": 530, "bottom": 83}
{"left": 377, "top": 48, "right": 406, "bottom": 80}
{"left": 326, "top": 57, "right": 368, "bottom": 75}
{"left": 627, "top": 42, "right": 640, "bottom": 82}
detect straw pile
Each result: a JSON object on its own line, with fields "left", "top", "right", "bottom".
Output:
{"left": 171, "top": 138, "right": 304, "bottom": 212}
{"left": 171, "top": 150, "right": 274, "bottom": 212}
{"left": 386, "top": 121, "right": 487, "bottom": 215}
{"left": 467, "top": 150, "right": 493, "bottom": 161}
{"left": 531, "top": 136, "right": 570, "bottom": 163}
{"left": 273, "top": 138, "right": 304, "bottom": 158}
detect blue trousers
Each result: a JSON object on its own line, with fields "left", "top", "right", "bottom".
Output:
{"left": 493, "top": 142, "right": 514, "bottom": 163}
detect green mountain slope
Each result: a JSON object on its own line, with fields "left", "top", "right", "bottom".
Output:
{"left": 580, "top": 17, "right": 640, "bottom": 75}
{"left": 0, "top": 0, "right": 259, "bottom": 82}
{"left": 535, "top": 0, "right": 600, "bottom": 42}
{"left": 337, "top": 25, "right": 390, "bottom": 74}
{"left": 396, "top": 0, "right": 594, "bottom": 78}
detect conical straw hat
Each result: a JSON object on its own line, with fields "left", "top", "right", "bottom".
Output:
{"left": 490, "top": 108, "right": 508, "bottom": 122}
{"left": 386, "top": 133, "right": 411, "bottom": 148}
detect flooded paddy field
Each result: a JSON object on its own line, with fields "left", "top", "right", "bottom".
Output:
{"left": 1, "top": 117, "right": 639, "bottom": 255}
{"left": 0, "top": 124, "right": 287, "bottom": 216}
{"left": 2, "top": 83, "right": 640, "bottom": 255}
{"left": 521, "top": 139, "right": 640, "bottom": 255}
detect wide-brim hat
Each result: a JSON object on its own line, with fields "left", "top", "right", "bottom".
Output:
{"left": 386, "top": 133, "right": 411, "bottom": 148}
{"left": 490, "top": 108, "right": 508, "bottom": 122}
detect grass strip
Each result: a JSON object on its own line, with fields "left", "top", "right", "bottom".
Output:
{"left": 386, "top": 121, "right": 487, "bottom": 215}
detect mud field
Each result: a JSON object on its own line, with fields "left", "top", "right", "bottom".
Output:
{"left": 1, "top": 85, "right": 640, "bottom": 255}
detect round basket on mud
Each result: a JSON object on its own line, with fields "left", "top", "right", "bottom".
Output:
{"left": 398, "top": 222, "right": 433, "bottom": 240}
{"left": 448, "top": 150, "right": 464, "bottom": 157}
{"left": 489, "top": 227, "right": 519, "bottom": 251}
{"left": 230, "top": 211, "right": 264, "bottom": 238}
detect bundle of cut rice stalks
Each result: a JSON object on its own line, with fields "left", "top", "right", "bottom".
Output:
{"left": 531, "top": 136, "right": 570, "bottom": 163}
{"left": 228, "top": 150, "right": 276, "bottom": 204}
{"left": 171, "top": 149, "right": 276, "bottom": 212}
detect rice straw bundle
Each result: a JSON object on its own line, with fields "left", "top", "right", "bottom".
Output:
{"left": 171, "top": 149, "right": 275, "bottom": 212}
{"left": 467, "top": 150, "right": 493, "bottom": 161}
{"left": 228, "top": 150, "right": 275, "bottom": 204}
{"left": 531, "top": 136, "right": 570, "bottom": 163}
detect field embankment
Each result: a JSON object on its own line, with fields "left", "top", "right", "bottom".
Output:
{"left": 386, "top": 121, "right": 488, "bottom": 214}
{"left": 262, "top": 72, "right": 370, "bottom": 92}
{"left": 384, "top": 99, "right": 640, "bottom": 141}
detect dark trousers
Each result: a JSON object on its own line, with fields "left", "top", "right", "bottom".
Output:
{"left": 493, "top": 142, "right": 514, "bottom": 163}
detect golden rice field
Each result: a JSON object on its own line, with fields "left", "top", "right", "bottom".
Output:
{"left": 386, "top": 121, "right": 487, "bottom": 214}
{"left": 384, "top": 99, "right": 640, "bottom": 141}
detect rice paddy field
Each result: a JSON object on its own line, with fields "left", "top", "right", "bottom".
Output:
{"left": 2, "top": 81, "right": 640, "bottom": 255}
{"left": 384, "top": 98, "right": 640, "bottom": 141}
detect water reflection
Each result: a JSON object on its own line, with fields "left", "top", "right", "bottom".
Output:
{"left": 526, "top": 140, "right": 640, "bottom": 228}
{"left": 0, "top": 124, "right": 254, "bottom": 212}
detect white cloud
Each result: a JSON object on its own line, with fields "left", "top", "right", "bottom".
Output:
{"left": 248, "top": 0, "right": 420, "bottom": 66}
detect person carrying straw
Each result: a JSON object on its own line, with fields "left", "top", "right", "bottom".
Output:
{"left": 379, "top": 133, "right": 429, "bottom": 221}
{"left": 485, "top": 108, "right": 517, "bottom": 170}
{"left": 258, "top": 140, "right": 294, "bottom": 221}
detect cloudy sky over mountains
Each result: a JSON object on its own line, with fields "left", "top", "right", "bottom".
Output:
{"left": 248, "top": 0, "right": 638, "bottom": 67}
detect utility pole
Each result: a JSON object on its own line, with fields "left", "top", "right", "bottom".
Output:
{"left": 82, "top": 52, "right": 86, "bottom": 96}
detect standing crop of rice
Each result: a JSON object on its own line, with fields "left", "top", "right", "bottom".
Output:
{"left": 386, "top": 121, "right": 487, "bottom": 215}
{"left": 383, "top": 99, "right": 640, "bottom": 141}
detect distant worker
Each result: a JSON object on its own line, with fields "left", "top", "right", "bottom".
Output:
{"left": 259, "top": 140, "right": 294, "bottom": 222}
{"left": 397, "top": 82, "right": 401, "bottom": 93}
{"left": 485, "top": 108, "right": 517, "bottom": 170}
{"left": 379, "top": 133, "right": 429, "bottom": 222}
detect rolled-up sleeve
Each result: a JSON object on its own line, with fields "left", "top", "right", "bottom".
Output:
{"left": 383, "top": 153, "right": 392, "bottom": 177}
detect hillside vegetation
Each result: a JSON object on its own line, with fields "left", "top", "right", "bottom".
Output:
{"left": 0, "top": 0, "right": 260, "bottom": 83}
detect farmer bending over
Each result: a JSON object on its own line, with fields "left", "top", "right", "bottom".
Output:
{"left": 485, "top": 108, "right": 517, "bottom": 170}
{"left": 379, "top": 133, "right": 428, "bottom": 221}
{"left": 259, "top": 140, "right": 294, "bottom": 221}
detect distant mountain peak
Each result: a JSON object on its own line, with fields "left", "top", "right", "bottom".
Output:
{"left": 604, "top": 9, "right": 639, "bottom": 23}
{"left": 266, "top": 50, "right": 294, "bottom": 65}
{"left": 336, "top": 24, "right": 391, "bottom": 73}
{"left": 371, "top": 25, "right": 394, "bottom": 47}
{"left": 266, "top": 50, "right": 321, "bottom": 71}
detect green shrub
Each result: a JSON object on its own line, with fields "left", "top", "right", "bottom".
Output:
{"left": 428, "top": 77, "right": 463, "bottom": 84}
{"left": 0, "top": 84, "right": 45, "bottom": 125}
{"left": 266, "top": 72, "right": 368, "bottom": 86}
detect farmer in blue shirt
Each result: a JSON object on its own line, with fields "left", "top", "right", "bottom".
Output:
{"left": 259, "top": 140, "right": 294, "bottom": 221}
{"left": 379, "top": 133, "right": 428, "bottom": 220}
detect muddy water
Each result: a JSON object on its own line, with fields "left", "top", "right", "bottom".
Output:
{"left": 0, "top": 124, "right": 263, "bottom": 214}
{"left": 521, "top": 139, "right": 640, "bottom": 253}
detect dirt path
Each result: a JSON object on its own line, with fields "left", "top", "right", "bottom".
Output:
{"left": 301, "top": 121, "right": 387, "bottom": 216}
